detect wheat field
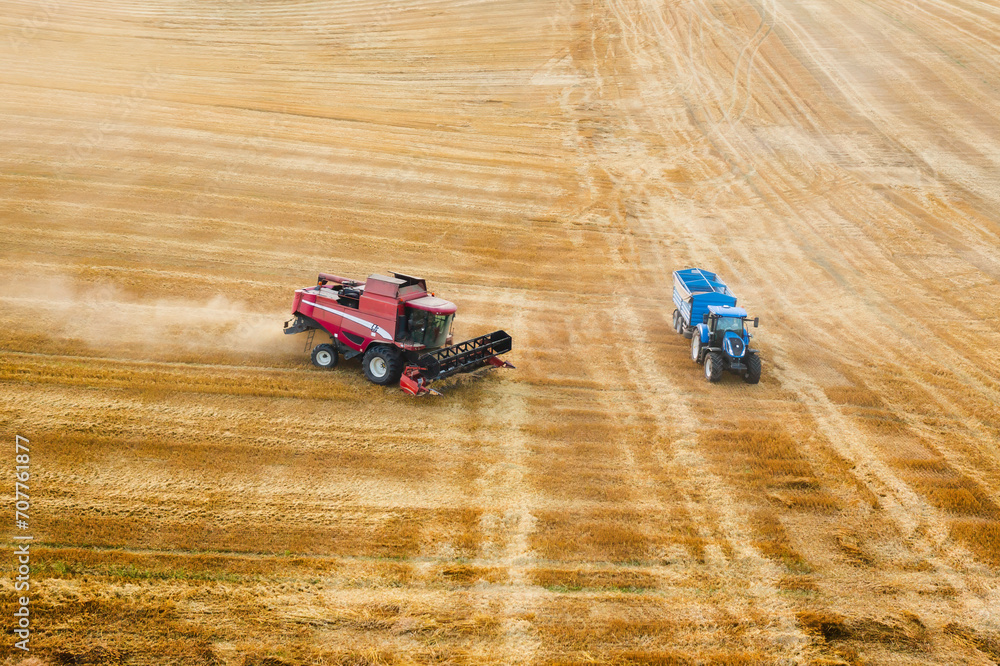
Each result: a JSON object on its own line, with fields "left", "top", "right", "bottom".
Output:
{"left": 1, "top": 0, "right": 999, "bottom": 663}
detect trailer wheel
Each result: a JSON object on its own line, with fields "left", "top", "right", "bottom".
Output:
{"left": 362, "top": 345, "right": 403, "bottom": 386}
{"left": 705, "top": 352, "right": 724, "bottom": 382}
{"left": 311, "top": 343, "right": 338, "bottom": 369}
{"left": 743, "top": 353, "right": 761, "bottom": 384}
{"left": 672, "top": 310, "right": 682, "bottom": 334}
{"left": 691, "top": 334, "right": 702, "bottom": 363}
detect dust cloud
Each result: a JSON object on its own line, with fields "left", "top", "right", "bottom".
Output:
{"left": 0, "top": 275, "right": 295, "bottom": 359}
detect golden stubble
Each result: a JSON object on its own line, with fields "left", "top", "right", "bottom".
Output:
{"left": 2, "top": 0, "right": 1000, "bottom": 663}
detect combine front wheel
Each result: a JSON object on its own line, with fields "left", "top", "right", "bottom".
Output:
{"left": 311, "top": 344, "right": 338, "bottom": 369}
{"left": 705, "top": 352, "right": 724, "bottom": 382}
{"left": 362, "top": 345, "right": 403, "bottom": 385}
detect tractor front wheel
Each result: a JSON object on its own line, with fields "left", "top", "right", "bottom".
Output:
{"left": 362, "top": 345, "right": 404, "bottom": 386}
{"left": 743, "top": 353, "right": 761, "bottom": 384}
{"left": 311, "top": 343, "right": 338, "bottom": 369}
{"left": 691, "top": 335, "right": 702, "bottom": 363}
{"left": 705, "top": 352, "right": 724, "bottom": 382}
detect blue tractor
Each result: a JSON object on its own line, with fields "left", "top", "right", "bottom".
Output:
{"left": 671, "top": 268, "right": 761, "bottom": 384}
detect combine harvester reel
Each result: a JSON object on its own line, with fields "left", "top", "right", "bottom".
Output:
{"left": 283, "top": 271, "right": 513, "bottom": 395}
{"left": 403, "top": 330, "right": 514, "bottom": 395}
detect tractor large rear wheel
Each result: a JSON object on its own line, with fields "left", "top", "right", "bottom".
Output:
{"left": 362, "top": 345, "right": 403, "bottom": 386}
{"left": 744, "top": 353, "right": 761, "bottom": 384}
{"left": 705, "top": 352, "right": 724, "bottom": 382}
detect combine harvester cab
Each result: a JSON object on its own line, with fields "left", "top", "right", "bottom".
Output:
{"left": 671, "top": 268, "right": 762, "bottom": 384}
{"left": 283, "top": 272, "right": 513, "bottom": 395}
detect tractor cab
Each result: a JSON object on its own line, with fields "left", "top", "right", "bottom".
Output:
{"left": 704, "top": 305, "right": 760, "bottom": 361}
{"left": 705, "top": 306, "right": 757, "bottom": 343}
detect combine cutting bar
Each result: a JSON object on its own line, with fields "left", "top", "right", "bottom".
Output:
{"left": 417, "top": 330, "right": 513, "bottom": 381}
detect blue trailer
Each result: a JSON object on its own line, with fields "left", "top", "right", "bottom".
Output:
{"left": 672, "top": 268, "right": 761, "bottom": 384}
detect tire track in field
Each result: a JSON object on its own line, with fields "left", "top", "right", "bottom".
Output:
{"left": 771, "top": 361, "right": 999, "bottom": 624}
{"left": 592, "top": 162, "right": 814, "bottom": 658}
{"left": 558, "top": 0, "right": 813, "bottom": 656}
{"left": 679, "top": 0, "right": 1000, "bottom": 557}
{"left": 468, "top": 289, "right": 542, "bottom": 663}
{"left": 598, "top": 0, "right": 1000, "bottom": 633}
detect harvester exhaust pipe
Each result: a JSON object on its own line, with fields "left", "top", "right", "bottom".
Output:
{"left": 317, "top": 273, "right": 360, "bottom": 286}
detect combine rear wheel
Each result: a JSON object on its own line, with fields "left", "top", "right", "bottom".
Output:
{"left": 743, "top": 353, "right": 761, "bottom": 384}
{"left": 362, "top": 345, "right": 403, "bottom": 385}
{"left": 311, "top": 344, "right": 338, "bottom": 369}
{"left": 705, "top": 352, "right": 724, "bottom": 382}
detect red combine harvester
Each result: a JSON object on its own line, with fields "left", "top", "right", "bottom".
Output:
{"left": 283, "top": 272, "right": 513, "bottom": 395}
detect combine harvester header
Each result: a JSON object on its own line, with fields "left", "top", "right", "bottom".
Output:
{"left": 283, "top": 271, "right": 513, "bottom": 395}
